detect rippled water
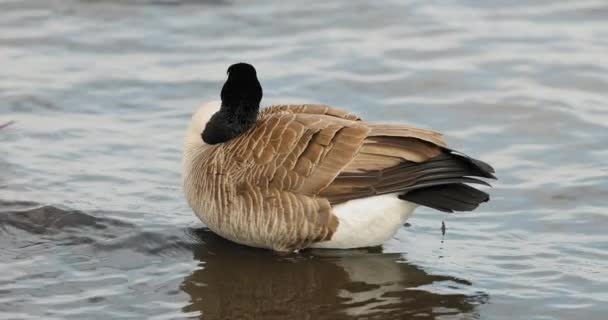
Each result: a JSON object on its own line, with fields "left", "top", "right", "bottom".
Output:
{"left": 1, "top": 0, "right": 607, "bottom": 319}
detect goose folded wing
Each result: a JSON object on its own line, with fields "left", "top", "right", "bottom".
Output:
{"left": 319, "top": 124, "right": 496, "bottom": 205}
{"left": 227, "top": 112, "right": 370, "bottom": 195}
{"left": 224, "top": 112, "right": 494, "bottom": 222}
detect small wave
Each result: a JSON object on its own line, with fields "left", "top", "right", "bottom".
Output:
{"left": 0, "top": 200, "right": 202, "bottom": 257}
{"left": 0, "top": 200, "right": 131, "bottom": 235}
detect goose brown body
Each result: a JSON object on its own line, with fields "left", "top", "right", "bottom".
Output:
{"left": 183, "top": 101, "right": 493, "bottom": 251}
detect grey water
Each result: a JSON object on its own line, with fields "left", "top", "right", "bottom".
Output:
{"left": 1, "top": 0, "right": 608, "bottom": 319}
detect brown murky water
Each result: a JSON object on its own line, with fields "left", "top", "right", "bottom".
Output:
{"left": 1, "top": 1, "right": 607, "bottom": 319}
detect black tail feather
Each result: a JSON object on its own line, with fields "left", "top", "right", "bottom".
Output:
{"left": 399, "top": 183, "right": 490, "bottom": 213}
{"left": 443, "top": 148, "right": 496, "bottom": 179}
{"left": 397, "top": 149, "right": 495, "bottom": 212}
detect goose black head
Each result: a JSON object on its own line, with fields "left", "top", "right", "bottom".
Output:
{"left": 221, "top": 62, "right": 263, "bottom": 108}
{"left": 201, "top": 63, "right": 263, "bottom": 145}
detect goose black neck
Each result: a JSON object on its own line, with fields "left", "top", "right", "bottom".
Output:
{"left": 202, "top": 63, "right": 263, "bottom": 145}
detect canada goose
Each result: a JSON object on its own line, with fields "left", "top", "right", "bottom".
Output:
{"left": 183, "top": 63, "right": 495, "bottom": 252}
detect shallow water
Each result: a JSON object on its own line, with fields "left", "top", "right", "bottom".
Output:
{"left": 1, "top": 0, "right": 607, "bottom": 319}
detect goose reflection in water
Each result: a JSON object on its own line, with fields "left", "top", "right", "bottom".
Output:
{"left": 181, "top": 228, "right": 488, "bottom": 320}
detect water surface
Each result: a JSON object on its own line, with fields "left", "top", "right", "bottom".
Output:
{"left": 1, "top": 0, "right": 608, "bottom": 319}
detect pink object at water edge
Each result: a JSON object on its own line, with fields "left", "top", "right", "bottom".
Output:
{"left": 0, "top": 121, "right": 15, "bottom": 129}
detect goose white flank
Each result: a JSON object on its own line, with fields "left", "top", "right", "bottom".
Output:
{"left": 183, "top": 63, "right": 496, "bottom": 252}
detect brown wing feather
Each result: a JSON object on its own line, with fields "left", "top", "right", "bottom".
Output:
{"left": 319, "top": 123, "right": 495, "bottom": 205}
{"left": 261, "top": 104, "right": 361, "bottom": 121}
{"left": 368, "top": 124, "right": 447, "bottom": 147}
